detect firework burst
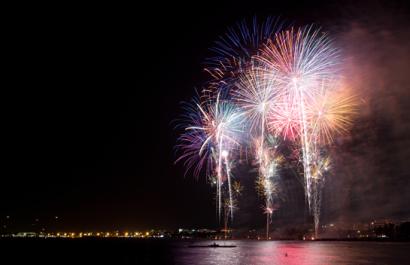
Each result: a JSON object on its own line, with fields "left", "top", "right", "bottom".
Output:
{"left": 175, "top": 97, "right": 214, "bottom": 177}
{"left": 308, "top": 83, "right": 359, "bottom": 144}
{"left": 233, "top": 65, "right": 281, "bottom": 135}
{"left": 176, "top": 19, "right": 359, "bottom": 237}
{"left": 176, "top": 93, "right": 244, "bottom": 220}
{"left": 204, "top": 17, "right": 283, "bottom": 99}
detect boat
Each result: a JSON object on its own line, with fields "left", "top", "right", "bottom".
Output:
{"left": 188, "top": 242, "right": 236, "bottom": 248}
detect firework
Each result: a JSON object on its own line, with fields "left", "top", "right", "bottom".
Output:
{"left": 234, "top": 65, "right": 281, "bottom": 135}
{"left": 308, "top": 83, "right": 359, "bottom": 144}
{"left": 175, "top": 97, "right": 214, "bottom": 177}
{"left": 268, "top": 98, "right": 301, "bottom": 140}
{"left": 253, "top": 135, "right": 283, "bottom": 239}
{"left": 177, "top": 93, "right": 243, "bottom": 220}
{"left": 257, "top": 26, "right": 340, "bottom": 90}
{"left": 233, "top": 62, "right": 286, "bottom": 238}
{"left": 257, "top": 26, "right": 341, "bottom": 237}
{"left": 176, "top": 20, "right": 359, "bottom": 237}
{"left": 204, "top": 17, "right": 283, "bottom": 98}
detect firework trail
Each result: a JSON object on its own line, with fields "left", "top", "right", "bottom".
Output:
{"left": 222, "top": 181, "right": 243, "bottom": 238}
{"left": 309, "top": 151, "right": 330, "bottom": 238}
{"left": 254, "top": 135, "right": 283, "bottom": 239}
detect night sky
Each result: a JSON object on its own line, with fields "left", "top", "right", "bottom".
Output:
{"left": 2, "top": 1, "right": 410, "bottom": 232}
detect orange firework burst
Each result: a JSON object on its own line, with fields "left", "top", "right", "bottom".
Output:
{"left": 308, "top": 83, "right": 359, "bottom": 144}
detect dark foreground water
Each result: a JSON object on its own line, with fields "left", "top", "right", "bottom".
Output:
{"left": 174, "top": 240, "right": 410, "bottom": 265}
{"left": 1, "top": 239, "right": 409, "bottom": 264}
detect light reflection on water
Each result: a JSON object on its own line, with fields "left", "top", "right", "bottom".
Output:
{"left": 173, "top": 240, "right": 410, "bottom": 265}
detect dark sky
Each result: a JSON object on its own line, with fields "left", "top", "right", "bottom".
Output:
{"left": 2, "top": 1, "right": 410, "bottom": 232}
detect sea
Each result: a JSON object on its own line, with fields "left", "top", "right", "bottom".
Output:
{"left": 1, "top": 238, "right": 409, "bottom": 264}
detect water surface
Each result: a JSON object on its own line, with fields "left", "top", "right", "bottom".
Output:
{"left": 1, "top": 238, "right": 409, "bottom": 264}
{"left": 173, "top": 240, "right": 410, "bottom": 265}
